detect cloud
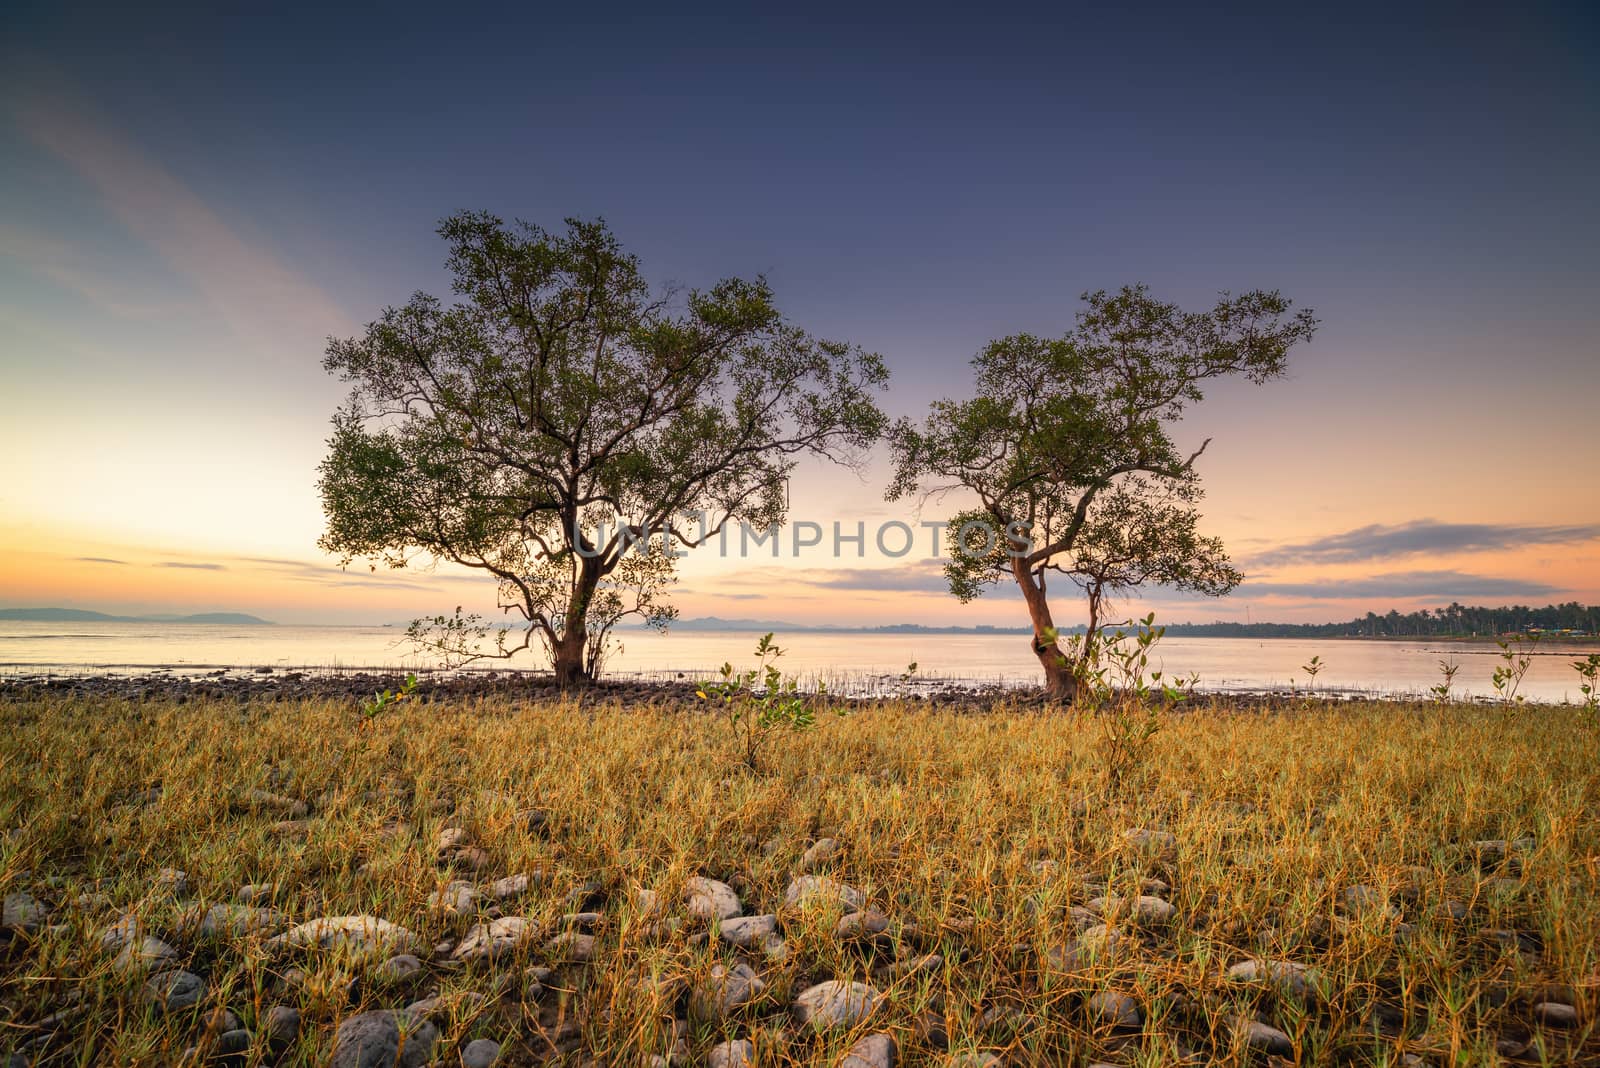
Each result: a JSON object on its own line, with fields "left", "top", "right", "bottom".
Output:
{"left": 74, "top": 556, "right": 127, "bottom": 565}
{"left": 6, "top": 67, "right": 350, "bottom": 349}
{"left": 1252, "top": 520, "right": 1600, "bottom": 566}
{"left": 1238, "top": 570, "right": 1559, "bottom": 601}
{"left": 157, "top": 561, "right": 226, "bottom": 571}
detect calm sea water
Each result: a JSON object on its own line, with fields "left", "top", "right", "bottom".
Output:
{"left": 0, "top": 621, "right": 1591, "bottom": 702}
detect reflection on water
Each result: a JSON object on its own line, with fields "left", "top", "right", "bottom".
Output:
{"left": 0, "top": 621, "right": 1591, "bottom": 703}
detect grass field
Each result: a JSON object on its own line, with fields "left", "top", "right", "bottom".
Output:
{"left": 1, "top": 693, "right": 1596, "bottom": 1066}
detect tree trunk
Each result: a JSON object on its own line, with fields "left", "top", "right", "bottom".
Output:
{"left": 1013, "top": 557, "right": 1078, "bottom": 704}
{"left": 551, "top": 630, "right": 590, "bottom": 688}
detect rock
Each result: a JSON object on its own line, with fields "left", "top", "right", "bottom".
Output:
{"left": 543, "top": 931, "right": 596, "bottom": 962}
{"left": 718, "top": 913, "right": 778, "bottom": 950}
{"left": 488, "top": 874, "right": 531, "bottom": 901}
{"left": 889, "top": 953, "right": 944, "bottom": 979}
{"left": 212, "top": 1029, "right": 252, "bottom": 1060}
{"left": 143, "top": 969, "right": 206, "bottom": 1011}
{"left": 783, "top": 875, "right": 866, "bottom": 913}
{"left": 791, "top": 980, "right": 879, "bottom": 1030}
{"left": 1045, "top": 923, "right": 1124, "bottom": 970}
{"left": 329, "top": 1010, "right": 439, "bottom": 1068}
{"left": 1341, "top": 885, "right": 1397, "bottom": 918}
{"left": 837, "top": 909, "right": 890, "bottom": 940}
{"left": 688, "top": 962, "right": 766, "bottom": 1023}
{"left": 799, "top": 837, "right": 842, "bottom": 872}
{"left": 1087, "top": 894, "right": 1174, "bottom": 926}
{"left": 426, "top": 881, "right": 480, "bottom": 916}
{"left": 453, "top": 917, "right": 535, "bottom": 963}
{"left": 632, "top": 887, "right": 664, "bottom": 920}
{"left": 1087, "top": 990, "right": 1142, "bottom": 1030}
{"left": 436, "top": 827, "right": 471, "bottom": 852}
{"left": 461, "top": 1038, "right": 502, "bottom": 1067}
{"left": 1534, "top": 1001, "right": 1579, "bottom": 1027}
{"left": 264, "top": 1005, "right": 300, "bottom": 1048}
{"left": 154, "top": 868, "right": 190, "bottom": 898}
{"left": 1235, "top": 1017, "right": 1294, "bottom": 1056}
{"left": 236, "top": 883, "right": 278, "bottom": 904}
{"left": 841, "top": 1033, "right": 897, "bottom": 1068}
{"left": 1226, "top": 958, "right": 1322, "bottom": 1000}
{"left": 404, "top": 992, "right": 486, "bottom": 1022}
{"left": 375, "top": 953, "right": 424, "bottom": 982}
{"left": 194, "top": 903, "right": 289, "bottom": 939}
{"left": 1122, "top": 828, "right": 1177, "bottom": 854}
{"left": 684, "top": 877, "right": 741, "bottom": 921}
{"left": 707, "top": 1038, "right": 756, "bottom": 1068}
{"left": 446, "top": 847, "right": 490, "bottom": 872}
{"left": 2, "top": 892, "right": 45, "bottom": 935}
{"left": 239, "top": 788, "right": 308, "bottom": 818}
{"left": 270, "top": 916, "right": 419, "bottom": 963}
{"left": 113, "top": 935, "right": 179, "bottom": 974}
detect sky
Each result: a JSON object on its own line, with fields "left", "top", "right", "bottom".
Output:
{"left": 2, "top": 2, "right": 1597, "bottom": 629}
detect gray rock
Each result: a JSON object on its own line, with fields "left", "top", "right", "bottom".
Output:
{"left": 264, "top": 1005, "right": 300, "bottom": 1048}
{"left": 1342, "top": 885, "right": 1397, "bottom": 918}
{"left": 799, "top": 837, "right": 842, "bottom": 872}
{"left": 195, "top": 903, "right": 289, "bottom": 939}
{"left": 270, "top": 916, "right": 420, "bottom": 962}
{"left": 375, "top": 953, "right": 424, "bottom": 982}
{"left": 488, "top": 874, "right": 531, "bottom": 901}
{"left": 783, "top": 875, "right": 866, "bottom": 912}
{"left": 543, "top": 930, "right": 596, "bottom": 962}
{"left": 153, "top": 868, "right": 189, "bottom": 898}
{"left": 143, "top": 969, "right": 206, "bottom": 1011}
{"left": 791, "top": 980, "right": 879, "bottom": 1030}
{"left": 240, "top": 788, "right": 308, "bottom": 818}
{"left": 100, "top": 913, "right": 146, "bottom": 951}
{"left": 1122, "top": 828, "right": 1177, "bottom": 854}
{"left": 1087, "top": 990, "right": 1141, "bottom": 1030}
{"left": 718, "top": 913, "right": 778, "bottom": 949}
{"left": 1087, "top": 894, "right": 1174, "bottom": 926}
{"left": 1534, "top": 1001, "right": 1579, "bottom": 1027}
{"left": 837, "top": 909, "right": 890, "bottom": 940}
{"left": 452, "top": 916, "right": 535, "bottom": 963}
{"left": 1236, "top": 1017, "right": 1294, "bottom": 1056}
{"left": 213, "top": 1029, "right": 252, "bottom": 1058}
{"left": 707, "top": 1038, "right": 756, "bottom": 1068}
{"left": 2, "top": 892, "right": 45, "bottom": 934}
{"left": 1226, "top": 958, "right": 1322, "bottom": 1000}
{"left": 1045, "top": 923, "right": 1124, "bottom": 969}
{"left": 113, "top": 935, "right": 179, "bottom": 974}
{"left": 684, "top": 877, "right": 742, "bottom": 921}
{"left": 235, "top": 883, "right": 278, "bottom": 904}
{"left": 329, "top": 1010, "right": 439, "bottom": 1068}
{"left": 461, "top": 1038, "right": 502, "bottom": 1067}
{"left": 840, "top": 1033, "right": 897, "bottom": 1068}
{"left": 426, "top": 881, "right": 480, "bottom": 916}
{"left": 688, "top": 962, "right": 765, "bottom": 1023}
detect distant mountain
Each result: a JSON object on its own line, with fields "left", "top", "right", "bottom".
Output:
{"left": 0, "top": 608, "right": 274, "bottom": 625}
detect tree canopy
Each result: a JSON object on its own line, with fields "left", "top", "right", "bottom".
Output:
{"left": 319, "top": 212, "right": 888, "bottom": 683}
{"left": 889, "top": 285, "right": 1317, "bottom": 699}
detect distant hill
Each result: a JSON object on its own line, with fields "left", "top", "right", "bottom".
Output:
{"left": 0, "top": 608, "right": 274, "bottom": 625}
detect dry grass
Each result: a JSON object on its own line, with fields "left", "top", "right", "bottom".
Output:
{"left": 1, "top": 693, "right": 1597, "bottom": 1066}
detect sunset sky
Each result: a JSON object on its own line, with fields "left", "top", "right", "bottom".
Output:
{"left": 3, "top": 4, "right": 1597, "bottom": 629}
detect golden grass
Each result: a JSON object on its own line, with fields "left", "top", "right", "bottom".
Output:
{"left": 1, "top": 693, "right": 1597, "bottom": 1066}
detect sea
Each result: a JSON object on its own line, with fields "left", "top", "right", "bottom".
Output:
{"left": 0, "top": 621, "right": 1591, "bottom": 703}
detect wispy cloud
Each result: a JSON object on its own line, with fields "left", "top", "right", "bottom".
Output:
{"left": 157, "top": 561, "right": 226, "bottom": 571}
{"left": 1238, "top": 570, "right": 1558, "bottom": 601}
{"left": 6, "top": 66, "right": 350, "bottom": 348}
{"left": 1252, "top": 520, "right": 1600, "bottom": 567}
{"left": 74, "top": 556, "right": 127, "bottom": 565}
